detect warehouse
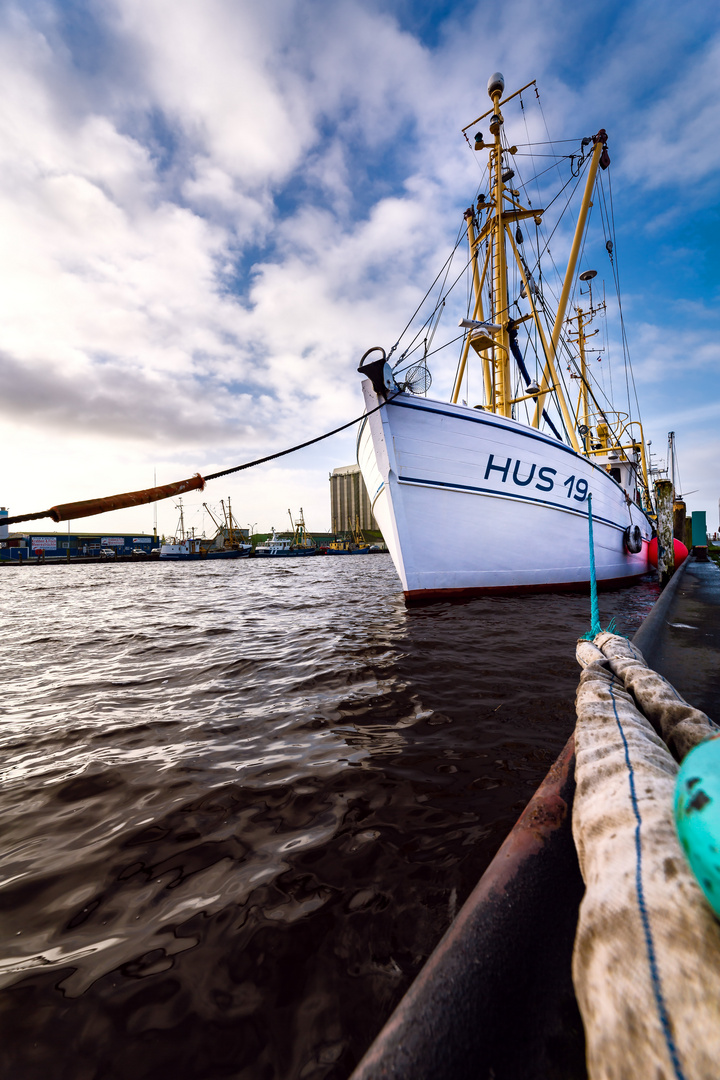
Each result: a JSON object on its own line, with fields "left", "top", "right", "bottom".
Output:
{"left": 0, "top": 528, "right": 159, "bottom": 561}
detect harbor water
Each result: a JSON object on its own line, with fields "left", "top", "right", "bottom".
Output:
{"left": 0, "top": 556, "right": 659, "bottom": 1079}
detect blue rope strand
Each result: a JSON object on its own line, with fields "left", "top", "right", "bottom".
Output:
{"left": 581, "top": 493, "right": 616, "bottom": 640}
{"left": 588, "top": 493, "right": 601, "bottom": 637}
{"left": 608, "top": 679, "right": 686, "bottom": 1080}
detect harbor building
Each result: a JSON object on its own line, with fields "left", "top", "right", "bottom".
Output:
{"left": 329, "top": 465, "right": 379, "bottom": 534}
{"left": 1, "top": 531, "right": 159, "bottom": 561}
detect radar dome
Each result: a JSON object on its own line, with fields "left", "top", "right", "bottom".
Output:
{"left": 487, "top": 72, "right": 505, "bottom": 97}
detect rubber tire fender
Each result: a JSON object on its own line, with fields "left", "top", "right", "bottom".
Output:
{"left": 623, "top": 524, "right": 643, "bottom": 554}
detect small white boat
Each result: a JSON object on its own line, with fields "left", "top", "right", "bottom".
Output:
{"left": 254, "top": 511, "right": 317, "bottom": 557}
{"left": 254, "top": 529, "right": 316, "bottom": 558}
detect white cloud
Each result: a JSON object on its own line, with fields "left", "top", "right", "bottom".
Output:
{"left": 0, "top": 0, "right": 718, "bottom": 534}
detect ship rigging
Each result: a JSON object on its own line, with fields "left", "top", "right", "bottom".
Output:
{"left": 357, "top": 72, "right": 653, "bottom": 601}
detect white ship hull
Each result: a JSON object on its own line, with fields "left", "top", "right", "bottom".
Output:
{"left": 358, "top": 382, "right": 652, "bottom": 601}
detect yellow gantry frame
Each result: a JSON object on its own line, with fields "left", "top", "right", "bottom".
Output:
{"left": 531, "top": 138, "right": 604, "bottom": 442}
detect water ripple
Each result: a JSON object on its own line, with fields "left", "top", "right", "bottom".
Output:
{"left": 0, "top": 557, "right": 658, "bottom": 1079}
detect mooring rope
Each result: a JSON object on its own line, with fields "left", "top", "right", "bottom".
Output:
{"left": 581, "top": 492, "right": 617, "bottom": 640}
{"left": 203, "top": 396, "right": 391, "bottom": 481}
{"left": 2, "top": 396, "right": 393, "bottom": 528}
{"left": 608, "top": 679, "right": 687, "bottom": 1080}
{"left": 587, "top": 493, "right": 602, "bottom": 637}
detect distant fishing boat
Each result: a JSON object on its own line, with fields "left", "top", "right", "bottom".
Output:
{"left": 357, "top": 73, "right": 653, "bottom": 603}
{"left": 325, "top": 515, "right": 374, "bottom": 555}
{"left": 254, "top": 509, "right": 317, "bottom": 558}
{"left": 201, "top": 499, "right": 252, "bottom": 557}
{"left": 160, "top": 498, "right": 251, "bottom": 560}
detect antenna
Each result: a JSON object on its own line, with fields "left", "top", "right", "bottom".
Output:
{"left": 203, "top": 502, "right": 222, "bottom": 531}
{"left": 668, "top": 432, "right": 676, "bottom": 492}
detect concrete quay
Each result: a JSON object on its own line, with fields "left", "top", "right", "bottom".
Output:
{"left": 635, "top": 555, "right": 720, "bottom": 722}
{"left": 349, "top": 555, "right": 720, "bottom": 1080}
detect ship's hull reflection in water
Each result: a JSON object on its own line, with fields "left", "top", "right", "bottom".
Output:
{"left": 0, "top": 557, "right": 658, "bottom": 1079}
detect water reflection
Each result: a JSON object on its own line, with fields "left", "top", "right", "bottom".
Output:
{"left": 0, "top": 557, "right": 658, "bottom": 1078}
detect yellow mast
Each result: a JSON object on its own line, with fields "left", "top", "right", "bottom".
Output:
{"left": 566, "top": 269, "right": 604, "bottom": 455}
{"left": 531, "top": 134, "right": 607, "bottom": 444}
{"left": 459, "top": 81, "right": 615, "bottom": 457}
{"left": 227, "top": 496, "right": 235, "bottom": 544}
{"left": 451, "top": 210, "right": 492, "bottom": 404}
{"left": 488, "top": 74, "right": 512, "bottom": 417}
{"left": 577, "top": 308, "right": 589, "bottom": 449}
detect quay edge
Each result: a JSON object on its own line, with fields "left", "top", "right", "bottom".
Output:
{"left": 349, "top": 554, "right": 720, "bottom": 1080}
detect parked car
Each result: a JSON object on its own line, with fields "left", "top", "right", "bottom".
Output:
{"left": 132, "top": 547, "right": 149, "bottom": 556}
{"left": 100, "top": 548, "right": 117, "bottom": 558}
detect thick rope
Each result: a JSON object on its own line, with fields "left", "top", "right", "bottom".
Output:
{"left": 204, "top": 396, "right": 392, "bottom": 481}
{"left": 1, "top": 396, "right": 392, "bottom": 527}
{"left": 608, "top": 679, "right": 687, "bottom": 1080}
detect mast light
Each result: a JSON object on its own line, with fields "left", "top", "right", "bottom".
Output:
{"left": 579, "top": 270, "right": 597, "bottom": 281}
{"left": 459, "top": 318, "right": 503, "bottom": 332}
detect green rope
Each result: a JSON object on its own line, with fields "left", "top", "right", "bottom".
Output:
{"left": 581, "top": 492, "right": 616, "bottom": 641}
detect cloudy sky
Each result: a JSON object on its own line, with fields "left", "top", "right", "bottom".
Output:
{"left": 2, "top": 0, "right": 719, "bottom": 540}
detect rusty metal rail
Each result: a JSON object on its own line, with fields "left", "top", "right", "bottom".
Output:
{"left": 349, "top": 736, "right": 585, "bottom": 1080}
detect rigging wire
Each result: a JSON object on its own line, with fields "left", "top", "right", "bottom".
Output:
{"left": 398, "top": 96, "right": 634, "bottom": 464}
{"left": 451, "top": 227, "right": 477, "bottom": 398}
{"left": 598, "top": 174, "right": 632, "bottom": 417}
{"left": 508, "top": 107, "right": 639, "bottom": 469}
{"left": 424, "top": 331, "right": 466, "bottom": 359}
{"left": 603, "top": 169, "right": 643, "bottom": 425}
{"left": 536, "top": 86, "right": 566, "bottom": 187}
{"left": 513, "top": 139, "right": 586, "bottom": 145}
{"left": 386, "top": 222, "right": 466, "bottom": 364}
{"left": 396, "top": 254, "right": 472, "bottom": 362}
{"left": 504, "top": 100, "right": 582, "bottom": 437}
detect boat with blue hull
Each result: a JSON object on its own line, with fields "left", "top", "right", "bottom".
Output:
{"left": 254, "top": 531, "right": 317, "bottom": 557}
{"left": 160, "top": 499, "right": 251, "bottom": 561}
{"left": 254, "top": 510, "right": 317, "bottom": 558}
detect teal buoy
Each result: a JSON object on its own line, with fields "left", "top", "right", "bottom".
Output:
{"left": 675, "top": 735, "right": 720, "bottom": 918}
